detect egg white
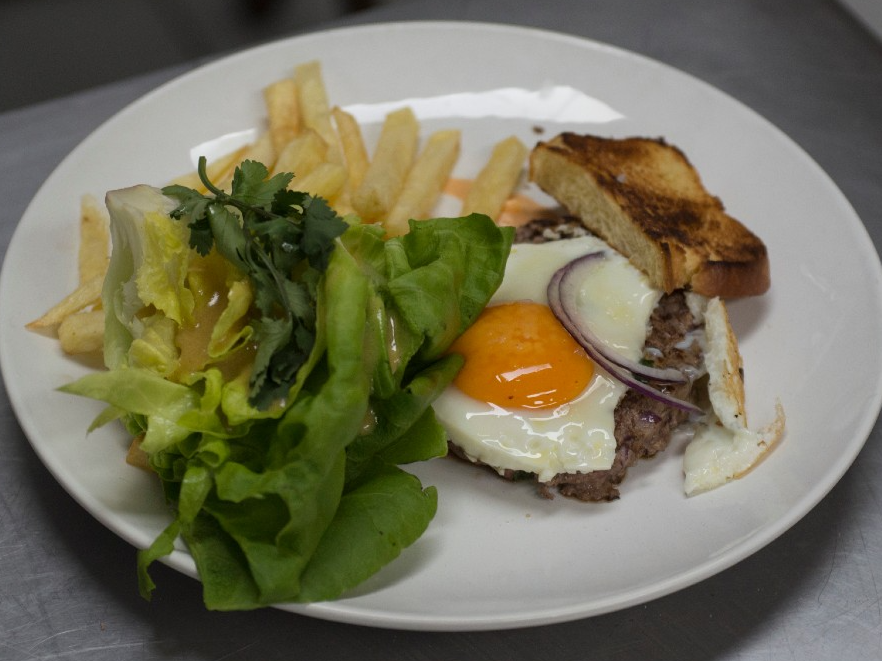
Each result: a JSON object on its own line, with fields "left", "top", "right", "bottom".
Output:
{"left": 433, "top": 235, "right": 662, "bottom": 482}
{"left": 683, "top": 297, "right": 786, "bottom": 495}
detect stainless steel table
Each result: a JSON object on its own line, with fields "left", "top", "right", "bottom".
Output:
{"left": 2, "top": 0, "right": 881, "bottom": 658}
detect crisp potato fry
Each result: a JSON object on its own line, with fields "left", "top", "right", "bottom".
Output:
{"left": 168, "top": 144, "right": 251, "bottom": 192}
{"left": 58, "top": 309, "right": 105, "bottom": 354}
{"left": 385, "top": 129, "right": 461, "bottom": 236}
{"left": 332, "top": 106, "right": 369, "bottom": 192}
{"left": 263, "top": 77, "right": 300, "bottom": 153}
{"left": 461, "top": 135, "right": 529, "bottom": 220}
{"left": 216, "top": 132, "right": 277, "bottom": 192}
{"left": 332, "top": 191, "right": 355, "bottom": 217}
{"left": 126, "top": 435, "right": 150, "bottom": 471}
{"left": 296, "top": 162, "right": 348, "bottom": 202}
{"left": 249, "top": 130, "right": 278, "bottom": 169}
{"left": 167, "top": 170, "right": 203, "bottom": 191}
{"left": 294, "top": 61, "right": 341, "bottom": 163}
{"left": 273, "top": 129, "right": 327, "bottom": 180}
{"left": 352, "top": 107, "right": 419, "bottom": 222}
{"left": 78, "top": 195, "right": 110, "bottom": 284}
{"left": 27, "top": 275, "right": 103, "bottom": 330}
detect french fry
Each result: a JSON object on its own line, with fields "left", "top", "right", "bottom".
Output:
{"left": 27, "top": 275, "right": 103, "bottom": 330}
{"left": 263, "top": 77, "right": 300, "bottom": 153}
{"left": 273, "top": 129, "right": 327, "bottom": 180}
{"left": 332, "top": 191, "right": 356, "bottom": 218}
{"left": 385, "top": 129, "right": 461, "bottom": 237}
{"left": 352, "top": 107, "right": 419, "bottom": 222}
{"left": 295, "top": 162, "right": 348, "bottom": 202}
{"left": 57, "top": 309, "right": 104, "bottom": 354}
{"left": 215, "top": 132, "right": 277, "bottom": 192}
{"left": 126, "top": 435, "right": 150, "bottom": 471}
{"left": 168, "top": 144, "right": 251, "bottom": 192}
{"left": 78, "top": 195, "right": 110, "bottom": 284}
{"left": 332, "top": 106, "right": 370, "bottom": 192}
{"left": 294, "top": 61, "right": 341, "bottom": 163}
{"left": 167, "top": 169, "right": 204, "bottom": 191}
{"left": 247, "top": 131, "right": 278, "bottom": 170}
{"left": 461, "top": 135, "right": 529, "bottom": 221}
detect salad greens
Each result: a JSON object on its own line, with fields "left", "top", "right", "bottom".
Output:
{"left": 61, "top": 160, "right": 514, "bottom": 609}
{"left": 163, "top": 157, "right": 349, "bottom": 410}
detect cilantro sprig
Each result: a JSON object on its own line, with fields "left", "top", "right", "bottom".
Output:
{"left": 162, "top": 156, "right": 349, "bottom": 410}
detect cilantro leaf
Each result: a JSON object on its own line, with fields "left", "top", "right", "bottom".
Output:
{"left": 207, "top": 203, "right": 247, "bottom": 267}
{"left": 161, "top": 156, "right": 348, "bottom": 409}
{"left": 187, "top": 215, "right": 215, "bottom": 256}
{"left": 231, "top": 160, "right": 294, "bottom": 207}
{"left": 301, "top": 197, "right": 349, "bottom": 270}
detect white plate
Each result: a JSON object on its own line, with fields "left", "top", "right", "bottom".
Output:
{"left": 3, "top": 21, "right": 881, "bottom": 632}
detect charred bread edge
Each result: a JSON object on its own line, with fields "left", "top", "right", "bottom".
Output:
{"left": 528, "top": 133, "right": 771, "bottom": 298}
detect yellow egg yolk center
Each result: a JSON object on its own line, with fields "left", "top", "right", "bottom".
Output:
{"left": 449, "top": 301, "right": 595, "bottom": 409}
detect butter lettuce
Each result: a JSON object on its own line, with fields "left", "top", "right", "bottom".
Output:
{"left": 62, "top": 184, "right": 513, "bottom": 610}
{"left": 102, "top": 186, "right": 193, "bottom": 369}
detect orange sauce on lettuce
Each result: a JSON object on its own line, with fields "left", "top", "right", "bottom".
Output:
{"left": 174, "top": 251, "right": 254, "bottom": 381}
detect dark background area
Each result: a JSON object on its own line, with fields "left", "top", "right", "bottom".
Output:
{"left": 0, "top": 0, "right": 398, "bottom": 112}
{"left": 2, "top": 0, "right": 880, "bottom": 113}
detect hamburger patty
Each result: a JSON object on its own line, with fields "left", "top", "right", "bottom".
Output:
{"left": 448, "top": 217, "right": 703, "bottom": 501}
{"left": 538, "top": 290, "right": 702, "bottom": 500}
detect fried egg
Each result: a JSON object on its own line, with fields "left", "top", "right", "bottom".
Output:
{"left": 433, "top": 235, "right": 662, "bottom": 482}
{"left": 682, "top": 297, "right": 785, "bottom": 495}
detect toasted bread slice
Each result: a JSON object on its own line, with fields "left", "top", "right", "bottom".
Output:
{"left": 529, "top": 133, "right": 770, "bottom": 297}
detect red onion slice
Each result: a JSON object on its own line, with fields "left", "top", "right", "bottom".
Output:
{"left": 551, "top": 251, "right": 686, "bottom": 382}
{"left": 548, "top": 252, "right": 703, "bottom": 415}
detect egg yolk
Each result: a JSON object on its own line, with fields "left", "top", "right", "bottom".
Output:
{"left": 449, "top": 301, "right": 594, "bottom": 409}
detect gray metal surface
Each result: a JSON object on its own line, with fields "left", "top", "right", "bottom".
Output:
{"left": 2, "top": 0, "right": 881, "bottom": 658}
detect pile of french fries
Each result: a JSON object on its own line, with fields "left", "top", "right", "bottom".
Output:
{"left": 26, "top": 195, "right": 109, "bottom": 354}
{"left": 27, "top": 60, "right": 529, "bottom": 356}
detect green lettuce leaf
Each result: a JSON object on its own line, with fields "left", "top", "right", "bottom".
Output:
{"left": 294, "top": 465, "right": 438, "bottom": 603}
{"left": 345, "top": 354, "right": 461, "bottom": 485}
{"left": 102, "top": 186, "right": 194, "bottom": 370}
{"left": 65, "top": 183, "right": 513, "bottom": 609}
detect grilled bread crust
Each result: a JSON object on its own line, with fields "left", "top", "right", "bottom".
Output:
{"left": 529, "top": 133, "right": 770, "bottom": 297}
